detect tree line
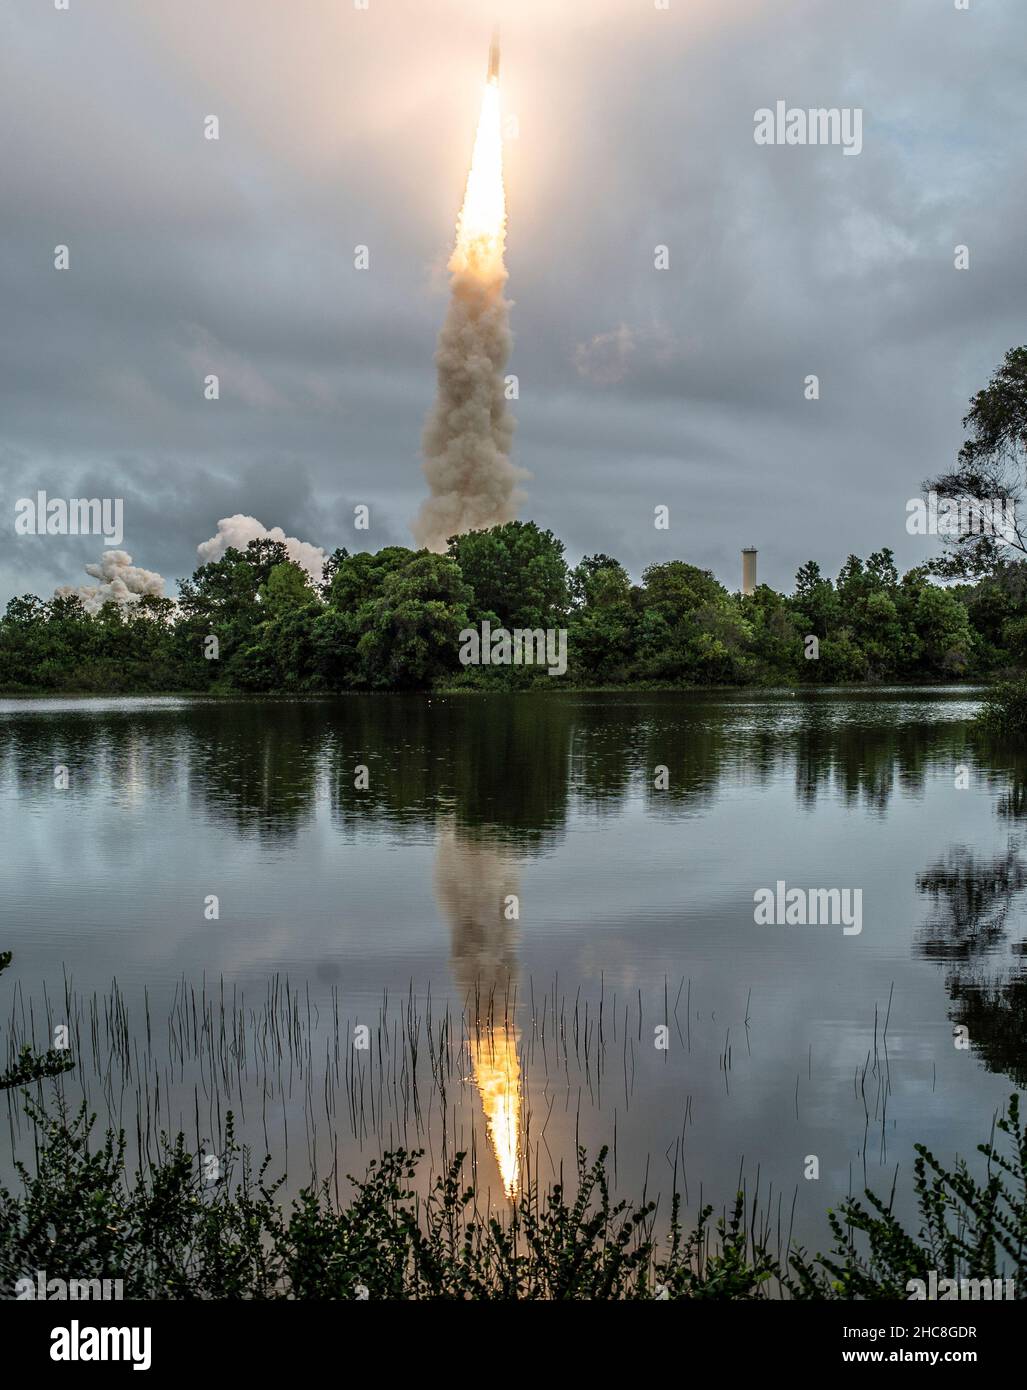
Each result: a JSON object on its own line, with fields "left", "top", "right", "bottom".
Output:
{"left": 1, "top": 521, "right": 1023, "bottom": 693}
{"left": 2, "top": 344, "right": 1024, "bottom": 695}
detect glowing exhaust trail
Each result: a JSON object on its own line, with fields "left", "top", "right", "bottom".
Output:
{"left": 412, "top": 32, "right": 526, "bottom": 551}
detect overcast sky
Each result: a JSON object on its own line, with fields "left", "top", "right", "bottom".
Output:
{"left": 2, "top": 0, "right": 1025, "bottom": 607}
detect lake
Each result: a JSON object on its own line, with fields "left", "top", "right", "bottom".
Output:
{"left": 2, "top": 688, "right": 1025, "bottom": 1251}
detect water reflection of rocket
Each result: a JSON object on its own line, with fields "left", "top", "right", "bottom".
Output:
{"left": 487, "top": 29, "right": 500, "bottom": 83}
{"left": 434, "top": 822, "right": 521, "bottom": 1199}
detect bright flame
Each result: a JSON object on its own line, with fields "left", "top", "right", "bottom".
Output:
{"left": 452, "top": 78, "right": 506, "bottom": 277}
{"left": 470, "top": 1027, "right": 521, "bottom": 1199}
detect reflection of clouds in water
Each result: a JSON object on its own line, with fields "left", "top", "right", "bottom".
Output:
{"left": 434, "top": 822, "right": 521, "bottom": 1197}
{"left": 574, "top": 940, "right": 640, "bottom": 991}
{"left": 113, "top": 731, "right": 148, "bottom": 808}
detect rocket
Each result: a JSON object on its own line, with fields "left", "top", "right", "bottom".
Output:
{"left": 487, "top": 28, "right": 500, "bottom": 83}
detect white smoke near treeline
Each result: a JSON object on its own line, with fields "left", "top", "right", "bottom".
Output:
{"left": 412, "top": 76, "right": 527, "bottom": 552}
{"left": 52, "top": 515, "right": 325, "bottom": 615}
{"left": 55, "top": 551, "right": 166, "bottom": 615}
{"left": 197, "top": 514, "right": 326, "bottom": 583}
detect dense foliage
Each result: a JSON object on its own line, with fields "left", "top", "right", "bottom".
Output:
{"left": 2, "top": 523, "right": 1023, "bottom": 693}
{"left": 977, "top": 678, "right": 1027, "bottom": 733}
{"left": 1, "top": 1092, "right": 1024, "bottom": 1300}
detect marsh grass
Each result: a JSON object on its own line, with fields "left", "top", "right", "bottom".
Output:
{"left": 3, "top": 962, "right": 1024, "bottom": 1299}
{"left": 1, "top": 1091, "right": 1025, "bottom": 1299}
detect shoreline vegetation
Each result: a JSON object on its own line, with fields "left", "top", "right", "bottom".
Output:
{"left": 3, "top": 524, "right": 1027, "bottom": 698}
{"left": 0, "top": 679, "right": 994, "bottom": 699}
{"left": 2, "top": 953, "right": 1026, "bottom": 1300}
{"left": 1, "top": 1089, "right": 1024, "bottom": 1301}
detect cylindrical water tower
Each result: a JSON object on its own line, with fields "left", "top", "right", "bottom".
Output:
{"left": 741, "top": 547, "right": 758, "bottom": 596}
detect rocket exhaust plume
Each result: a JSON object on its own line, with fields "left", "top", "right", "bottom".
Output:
{"left": 412, "top": 33, "right": 527, "bottom": 551}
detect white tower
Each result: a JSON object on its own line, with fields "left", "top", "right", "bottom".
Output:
{"left": 741, "top": 548, "right": 758, "bottom": 596}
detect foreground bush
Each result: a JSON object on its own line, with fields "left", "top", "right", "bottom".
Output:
{"left": 788, "top": 1093, "right": 1027, "bottom": 1299}
{"left": 1, "top": 1095, "right": 1025, "bottom": 1300}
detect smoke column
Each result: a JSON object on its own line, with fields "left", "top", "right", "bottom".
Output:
{"left": 412, "top": 63, "right": 527, "bottom": 551}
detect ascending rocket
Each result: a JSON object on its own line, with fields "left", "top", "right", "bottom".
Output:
{"left": 487, "top": 28, "right": 500, "bottom": 83}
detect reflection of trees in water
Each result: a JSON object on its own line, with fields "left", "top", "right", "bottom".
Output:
{"left": 915, "top": 846, "right": 1027, "bottom": 1085}
{"left": 328, "top": 696, "right": 572, "bottom": 853}
{"left": 916, "top": 848, "right": 1027, "bottom": 959}
{"left": 973, "top": 733, "right": 1027, "bottom": 824}
{"left": 793, "top": 721, "right": 962, "bottom": 813}
{"left": 947, "top": 976, "right": 1027, "bottom": 1088}
{"left": 0, "top": 711, "right": 182, "bottom": 801}
{"left": 175, "top": 696, "right": 999, "bottom": 843}
{"left": 5, "top": 692, "right": 1016, "bottom": 848}
{"left": 183, "top": 703, "right": 324, "bottom": 839}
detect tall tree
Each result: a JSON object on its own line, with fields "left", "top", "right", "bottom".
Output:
{"left": 356, "top": 554, "right": 472, "bottom": 689}
{"left": 447, "top": 522, "right": 569, "bottom": 631}
{"left": 924, "top": 346, "right": 1027, "bottom": 575}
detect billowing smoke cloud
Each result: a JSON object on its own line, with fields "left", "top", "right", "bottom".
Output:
{"left": 412, "top": 265, "right": 527, "bottom": 551}
{"left": 55, "top": 550, "right": 166, "bottom": 615}
{"left": 197, "top": 514, "right": 325, "bottom": 582}
{"left": 412, "top": 78, "right": 527, "bottom": 552}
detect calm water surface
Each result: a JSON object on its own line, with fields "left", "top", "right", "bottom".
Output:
{"left": 2, "top": 689, "right": 1025, "bottom": 1246}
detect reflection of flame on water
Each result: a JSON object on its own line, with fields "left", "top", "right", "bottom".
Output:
{"left": 434, "top": 823, "right": 521, "bottom": 1199}
{"left": 469, "top": 1028, "right": 520, "bottom": 1199}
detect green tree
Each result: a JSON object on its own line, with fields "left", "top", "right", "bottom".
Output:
{"left": 260, "top": 560, "right": 315, "bottom": 616}
{"left": 904, "top": 578, "right": 975, "bottom": 676}
{"left": 791, "top": 561, "right": 839, "bottom": 641}
{"left": 448, "top": 522, "right": 569, "bottom": 630}
{"left": 325, "top": 547, "right": 416, "bottom": 612}
{"left": 633, "top": 561, "right": 750, "bottom": 684}
{"left": 742, "top": 584, "right": 803, "bottom": 681}
{"left": 356, "top": 553, "right": 472, "bottom": 689}
{"left": 175, "top": 539, "right": 293, "bottom": 685}
{"left": 567, "top": 555, "right": 637, "bottom": 681}
{"left": 924, "top": 345, "right": 1027, "bottom": 576}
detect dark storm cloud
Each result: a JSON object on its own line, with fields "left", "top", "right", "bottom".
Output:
{"left": 1, "top": 0, "right": 1025, "bottom": 604}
